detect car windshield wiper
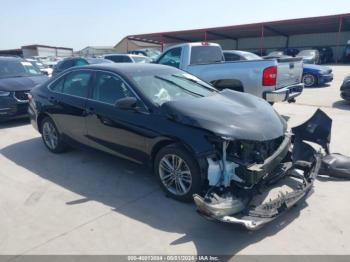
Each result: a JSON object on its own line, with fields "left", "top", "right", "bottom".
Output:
{"left": 154, "top": 75, "right": 204, "bottom": 97}
{"left": 171, "top": 74, "right": 217, "bottom": 92}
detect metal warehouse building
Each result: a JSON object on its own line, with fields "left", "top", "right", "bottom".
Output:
{"left": 77, "top": 46, "right": 117, "bottom": 56}
{"left": 120, "top": 13, "right": 350, "bottom": 62}
{"left": 0, "top": 45, "right": 73, "bottom": 58}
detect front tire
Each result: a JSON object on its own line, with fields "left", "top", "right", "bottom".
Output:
{"left": 302, "top": 74, "right": 317, "bottom": 87}
{"left": 41, "top": 117, "right": 66, "bottom": 153}
{"left": 154, "top": 144, "right": 202, "bottom": 202}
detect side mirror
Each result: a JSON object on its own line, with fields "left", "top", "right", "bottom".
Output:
{"left": 114, "top": 97, "right": 138, "bottom": 110}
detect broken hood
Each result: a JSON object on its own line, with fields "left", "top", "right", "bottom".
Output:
{"left": 161, "top": 89, "right": 286, "bottom": 141}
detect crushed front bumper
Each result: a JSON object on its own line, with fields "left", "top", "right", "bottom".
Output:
{"left": 194, "top": 109, "right": 331, "bottom": 230}
{"left": 194, "top": 154, "right": 320, "bottom": 230}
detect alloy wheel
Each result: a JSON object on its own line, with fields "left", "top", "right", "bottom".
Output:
{"left": 42, "top": 121, "right": 58, "bottom": 150}
{"left": 159, "top": 154, "right": 192, "bottom": 196}
{"left": 303, "top": 74, "right": 315, "bottom": 87}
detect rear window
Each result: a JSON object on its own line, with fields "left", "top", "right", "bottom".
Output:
{"left": 190, "top": 46, "right": 223, "bottom": 65}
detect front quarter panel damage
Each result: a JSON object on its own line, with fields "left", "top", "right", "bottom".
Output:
{"left": 194, "top": 109, "right": 332, "bottom": 230}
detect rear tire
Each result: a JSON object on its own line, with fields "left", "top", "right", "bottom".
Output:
{"left": 154, "top": 144, "right": 202, "bottom": 202}
{"left": 41, "top": 117, "right": 66, "bottom": 153}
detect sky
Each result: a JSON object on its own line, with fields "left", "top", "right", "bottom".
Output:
{"left": 1, "top": 0, "right": 350, "bottom": 51}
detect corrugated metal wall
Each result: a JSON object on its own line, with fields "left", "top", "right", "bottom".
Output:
{"left": 211, "top": 31, "right": 350, "bottom": 60}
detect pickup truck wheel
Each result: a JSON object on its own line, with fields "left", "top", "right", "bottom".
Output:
{"left": 41, "top": 117, "right": 66, "bottom": 153}
{"left": 154, "top": 144, "right": 202, "bottom": 202}
{"left": 302, "top": 74, "right": 316, "bottom": 87}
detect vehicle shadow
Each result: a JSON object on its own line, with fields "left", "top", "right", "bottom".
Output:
{"left": 0, "top": 118, "right": 30, "bottom": 129}
{"left": 1, "top": 137, "right": 309, "bottom": 256}
{"left": 305, "top": 83, "right": 330, "bottom": 89}
{"left": 332, "top": 100, "right": 350, "bottom": 110}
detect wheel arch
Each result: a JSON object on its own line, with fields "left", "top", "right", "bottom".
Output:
{"left": 37, "top": 112, "right": 50, "bottom": 133}
{"left": 210, "top": 79, "right": 244, "bottom": 92}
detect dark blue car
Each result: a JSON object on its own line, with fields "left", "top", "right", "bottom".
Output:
{"left": 0, "top": 56, "right": 48, "bottom": 121}
{"left": 302, "top": 64, "right": 333, "bottom": 87}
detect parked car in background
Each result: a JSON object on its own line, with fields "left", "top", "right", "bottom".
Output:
{"left": 103, "top": 54, "right": 152, "bottom": 64}
{"left": 340, "top": 75, "right": 350, "bottom": 102}
{"left": 52, "top": 57, "right": 89, "bottom": 76}
{"left": 265, "top": 48, "right": 299, "bottom": 58}
{"left": 223, "top": 50, "right": 262, "bottom": 61}
{"left": 262, "top": 54, "right": 333, "bottom": 88}
{"left": 85, "top": 58, "right": 113, "bottom": 64}
{"left": 128, "top": 48, "right": 161, "bottom": 61}
{"left": 302, "top": 64, "right": 333, "bottom": 87}
{"left": 28, "top": 63, "right": 331, "bottom": 230}
{"left": 0, "top": 56, "right": 48, "bottom": 121}
{"left": 26, "top": 58, "right": 53, "bottom": 77}
{"left": 313, "top": 46, "right": 334, "bottom": 64}
{"left": 342, "top": 41, "right": 350, "bottom": 63}
{"left": 156, "top": 42, "right": 304, "bottom": 103}
{"left": 296, "top": 49, "right": 320, "bottom": 64}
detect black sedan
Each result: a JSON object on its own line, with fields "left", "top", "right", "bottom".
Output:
{"left": 340, "top": 75, "right": 350, "bottom": 102}
{"left": 29, "top": 63, "right": 329, "bottom": 229}
{"left": 0, "top": 56, "right": 48, "bottom": 121}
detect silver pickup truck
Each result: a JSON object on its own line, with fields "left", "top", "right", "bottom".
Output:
{"left": 156, "top": 42, "right": 304, "bottom": 103}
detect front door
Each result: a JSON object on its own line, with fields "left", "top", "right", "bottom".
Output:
{"left": 85, "top": 71, "right": 149, "bottom": 163}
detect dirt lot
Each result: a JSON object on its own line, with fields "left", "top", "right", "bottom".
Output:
{"left": 1, "top": 66, "right": 350, "bottom": 257}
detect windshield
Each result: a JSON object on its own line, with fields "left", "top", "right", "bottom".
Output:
{"left": 145, "top": 49, "right": 161, "bottom": 60}
{"left": 298, "top": 50, "right": 316, "bottom": 56}
{"left": 0, "top": 60, "right": 42, "bottom": 78}
{"left": 29, "top": 61, "right": 45, "bottom": 69}
{"left": 132, "top": 56, "right": 151, "bottom": 63}
{"left": 131, "top": 72, "right": 216, "bottom": 106}
{"left": 241, "top": 52, "right": 262, "bottom": 60}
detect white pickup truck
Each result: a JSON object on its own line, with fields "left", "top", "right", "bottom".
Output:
{"left": 156, "top": 42, "right": 304, "bottom": 103}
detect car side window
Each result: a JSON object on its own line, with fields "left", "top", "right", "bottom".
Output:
{"left": 157, "top": 47, "right": 181, "bottom": 68}
{"left": 92, "top": 72, "right": 135, "bottom": 104}
{"left": 123, "top": 56, "right": 132, "bottom": 63}
{"left": 50, "top": 77, "right": 65, "bottom": 92}
{"left": 105, "top": 56, "right": 125, "bottom": 63}
{"left": 62, "top": 71, "right": 92, "bottom": 98}
{"left": 224, "top": 53, "right": 241, "bottom": 61}
{"left": 60, "top": 60, "right": 74, "bottom": 70}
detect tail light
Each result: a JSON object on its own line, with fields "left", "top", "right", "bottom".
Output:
{"left": 262, "top": 66, "right": 277, "bottom": 86}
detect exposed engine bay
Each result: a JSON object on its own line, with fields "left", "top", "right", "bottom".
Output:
{"left": 194, "top": 109, "right": 349, "bottom": 230}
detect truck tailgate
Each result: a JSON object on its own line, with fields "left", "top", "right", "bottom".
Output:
{"left": 276, "top": 57, "right": 303, "bottom": 89}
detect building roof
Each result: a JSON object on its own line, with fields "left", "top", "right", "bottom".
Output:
{"left": 80, "top": 46, "right": 115, "bottom": 50}
{"left": 126, "top": 13, "right": 350, "bottom": 44}
{"left": 22, "top": 44, "right": 73, "bottom": 50}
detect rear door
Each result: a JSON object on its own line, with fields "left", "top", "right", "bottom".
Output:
{"left": 276, "top": 57, "right": 303, "bottom": 89}
{"left": 48, "top": 70, "right": 93, "bottom": 144}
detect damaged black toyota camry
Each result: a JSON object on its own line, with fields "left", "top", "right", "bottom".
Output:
{"left": 29, "top": 63, "right": 333, "bottom": 230}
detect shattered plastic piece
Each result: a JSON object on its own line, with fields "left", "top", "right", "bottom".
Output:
{"left": 320, "top": 153, "right": 350, "bottom": 179}
{"left": 193, "top": 193, "right": 246, "bottom": 218}
{"left": 292, "top": 109, "right": 332, "bottom": 153}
